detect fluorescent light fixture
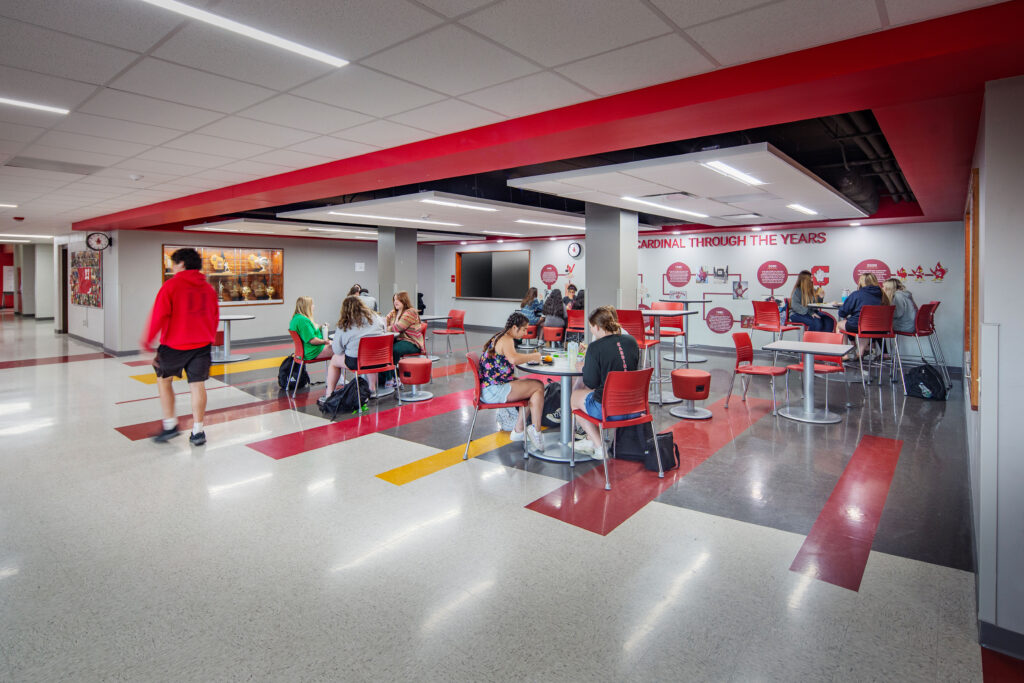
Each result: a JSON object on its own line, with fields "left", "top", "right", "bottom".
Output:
{"left": 752, "top": 227, "right": 762, "bottom": 231}
{"left": 0, "top": 239, "right": 31, "bottom": 244}
{"left": 786, "top": 203, "right": 818, "bottom": 215}
{"left": 328, "top": 211, "right": 461, "bottom": 227}
{"left": 700, "top": 161, "right": 765, "bottom": 186}
{"left": 460, "top": 241, "right": 467, "bottom": 245}
{"left": 723, "top": 213, "right": 761, "bottom": 220}
{"left": 0, "top": 203, "right": 19, "bottom": 208}
{"left": 480, "top": 230, "right": 523, "bottom": 237}
{"left": 514, "top": 219, "right": 585, "bottom": 230}
{"left": 549, "top": 237, "right": 557, "bottom": 241}
{"left": 199, "top": 227, "right": 241, "bottom": 232}
{"left": 0, "top": 233, "right": 52, "bottom": 238}
{"left": 0, "top": 97, "right": 70, "bottom": 115}
{"left": 136, "top": 0, "right": 348, "bottom": 67}
{"left": 849, "top": 222, "right": 862, "bottom": 226}
{"left": 420, "top": 199, "right": 498, "bottom": 212}
{"left": 672, "top": 231, "right": 680, "bottom": 235}
{"left": 496, "top": 239, "right": 504, "bottom": 243}
{"left": 622, "top": 196, "right": 708, "bottom": 219}
{"left": 308, "top": 226, "right": 378, "bottom": 236}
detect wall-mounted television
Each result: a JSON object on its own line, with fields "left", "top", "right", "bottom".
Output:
{"left": 456, "top": 250, "right": 530, "bottom": 300}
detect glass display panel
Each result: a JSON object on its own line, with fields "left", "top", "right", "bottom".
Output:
{"left": 162, "top": 245, "right": 283, "bottom": 306}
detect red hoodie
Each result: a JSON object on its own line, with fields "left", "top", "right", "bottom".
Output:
{"left": 141, "top": 269, "right": 220, "bottom": 352}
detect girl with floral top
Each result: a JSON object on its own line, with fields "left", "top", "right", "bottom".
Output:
{"left": 478, "top": 312, "right": 545, "bottom": 451}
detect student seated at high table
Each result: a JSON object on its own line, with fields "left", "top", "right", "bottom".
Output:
{"left": 838, "top": 273, "right": 887, "bottom": 358}
{"left": 789, "top": 269, "right": 835, "bottom": 332}
{"left": 324, "top": 295, "right": 386, "bottom": 404}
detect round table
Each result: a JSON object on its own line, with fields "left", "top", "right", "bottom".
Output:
{"left": 214, "top": 313, "right": 255, "bottom": 362}
{"left": 642, "top": 309, "right": 696, "bottom": 405}
{"left": 660, "top": 299, "right": 711, "bottom": 364}
{"left": 419, "top": 314, "right": 450, "bottom": 362}
{"left": 764, "top": 340, "right": 853, "bottom": 423}
{"left": 516, "top": 356, "right": 591, "bottom": 464}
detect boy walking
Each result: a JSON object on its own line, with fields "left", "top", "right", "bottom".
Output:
{"left": 141, "top": 248, "right": 220, "bottom": 445}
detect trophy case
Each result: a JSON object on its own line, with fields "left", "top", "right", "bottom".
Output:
{"left": 162, "top": 245, "right": 283, "bottom": 306}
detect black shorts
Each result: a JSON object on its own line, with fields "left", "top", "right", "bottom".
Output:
{"left": 154, "top": 344, "right": 212, "bottom": 383}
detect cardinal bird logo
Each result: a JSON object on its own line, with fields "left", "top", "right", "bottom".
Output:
{"left": 930, "top": 262, "right": 947, "bottom": 282}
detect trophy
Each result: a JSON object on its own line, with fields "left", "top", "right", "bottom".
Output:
{"left": 229, "top": 279, "right": 241, "bottom": 300}
{"left": 241, "top": 280, "right": 252, "bottom": 300}
{"left": 254, "top": 279, "right": 266, "bottom": 299}
{"left": 265, "top": 284, "right": 276, "bottom": 300}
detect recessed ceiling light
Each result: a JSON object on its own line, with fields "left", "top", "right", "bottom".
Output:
{"left": 549, "top": 237, "right": 557, "bottom": 241}
{"left": 723, "top": 213, "right": 762, "bottom": 220}
{"left": 0, "top": 233, "right": 51, "bottom": 239}
{"left": 700, "top": 161, "right": 765, "bottom": 186}
{"left": 480, "top": 230, "right": 523, "bottom": 237}
{"left": 420, "top": 199, "right": 498, "bottom": 212}
{"left": 786, "top": 203, "right": 818, "bottom": 215}
{"left": 672, "top": 231, "right": 680, "bottom": 235}
{"left": 849, "top": 222, "right": 862, "bottom": 226}
{"left": 136, "top": 0, "right": 348, "bottom": 67}
{"left": 0, "top": 239, "right": 30, "bottom": 243}
{"left": 514, "top": 219, "right": 584, "bottom": 230}
{"left": 328, "top": 211, "right": 461, "bottom": 227}
{"left": 752, "top": 227, "right": 762, "bottom": 231}
{"left": 460, "top": 241, "right": 468, "bottom": 245}
{"left": 622, "top": 196, "right": 708, "bottom": 219}
{"left": 0, "top": 203, "right": 19, "bottom": 208}
{"left": 496, "top": 239, "right": 504, "bottom": 243}
{"left": 308, "top": 226, "right": 377, "bottom": 236}
{"left": 0, "top": 97, "right": 69, "bottom": 115}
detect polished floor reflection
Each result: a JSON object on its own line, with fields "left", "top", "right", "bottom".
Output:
{"left": 0, "top": 314, "right": 984, "bottom": 681}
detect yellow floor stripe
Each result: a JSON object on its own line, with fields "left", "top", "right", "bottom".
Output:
{"left": 130, "top": 355, "right": 287, "bottom": 384}
{"left": 377, "top": 430, "right": 513, "bottom": 486}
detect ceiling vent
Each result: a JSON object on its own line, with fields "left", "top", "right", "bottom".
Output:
{"left": 4, "top": 156, "right": 104, "bottom": 176}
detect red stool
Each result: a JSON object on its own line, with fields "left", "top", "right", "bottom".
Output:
{"left": 519, "top": 324, "right": 540, "bottom": 349}
{"left": 669, "top": 369, "right": 712, "bottom": 420}
{"left": 398, "top": 357, "right": 433, "bottom": 402}
{"left": 541, "top": 326, "right": 564, "bottom": 351}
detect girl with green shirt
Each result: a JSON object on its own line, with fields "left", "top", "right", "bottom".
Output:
{"left": 288, "top": 296, "right": 331, "bottom": 361}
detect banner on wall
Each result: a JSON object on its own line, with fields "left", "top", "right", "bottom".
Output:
{"left": 70, "top": 251, "right": 102, "bottom": 308}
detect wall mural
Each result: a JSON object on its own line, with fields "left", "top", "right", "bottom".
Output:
{"left": 70, "top": 250, "right": 102, "bottom": 308}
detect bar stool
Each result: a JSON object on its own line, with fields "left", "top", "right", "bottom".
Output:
{"left": 397, "top": 357, "right": 433, "bottom": 402}
{"left": 541, "top": 326, "right": 564, "bottom": 351}
{"left": 669, "top": 369, "right": 712, "bottom": 420}
{"left": 519, "top": 324, "right": 540, "bottom": 349}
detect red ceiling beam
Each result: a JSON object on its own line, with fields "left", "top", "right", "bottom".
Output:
{"left": 73, "top": 1, "right": 1024, "bottom": 233}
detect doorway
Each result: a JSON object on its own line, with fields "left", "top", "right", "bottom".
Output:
{"left": 59, "top": 245, "right": 68, "bottom": 334}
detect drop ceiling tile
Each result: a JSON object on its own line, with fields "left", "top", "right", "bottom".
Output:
{"left": 164, "top": 134, "right": 272, "bottom": 159}
{"left": 625, "top": 162, "right": 756, "bottom": 198}
{"left": 0, "top": 19, "right": 138, "bottom": 85}
{"left": 0, "top": 122, "right": 45, "bottom": 143}
{"left": 884, "top": 0, "right": 1003, "bottom": 26}
{"left": 388, "top": 98, "right": 506, "bottom": 134}
{"left": 56, "top": 113, "right": 181, "bottom": 146}
{"left": 461, "top": 0, "right": 672, "bottom": 67}
{"left": 80, "top": 90, "right": 223, "bottom": 132}
{"left": 113, "top": 158, "right": 208, "bottom": 177}
{"left": 189, "top": 169, "right": 261, "bottom": 183}
{"left": 0, "top": 0, "right": 183, "bottom": 52}
{"left": 335, "top": 120, "right": 433, "bottom": 148}
{"left": 293, "top": 66, "right": 446, "bottom": 118}
{"left": 215, "top": 159, "right": 292, "bottom": 176}
{"left": 153, "top": 23, "right": 334, "bottom": 92}
{"left": 137, "top": 147, "right": 236, "bottom": 169}
{"left": 364, "top": 25, "right": 539, "bottom": 96}
{"left": 687, "top": 0, "right": 881, "bottom": 67}
{"left": 648, "top": 0, "right": 776, "bottom": 29}
{"left": 0, "top": 140, "right": 25, "bottom": 155}
{"left": 561, "top": 171, "right": 674, "bottom": 197}
{"left": 247, "top": 149, "right": 334, "bottom": 169}
{"left": 461, "top": 72, "right": 592, "bottom": 118}
{"left": 238, "top": 95, "right": 372, "bottom": 135}
{"left": 33, "top": 131, "right": 149, "bottom": 158}
{"left": 153, "top": 177, "right": 222, "bottom": 190}
{"left": 555, "top": 34, "right": 713, "bottom": 96}
{"left": 108, "top": 59, "right": 276, "bottom": 114}
{"left": 416, "top": 0, "right": 493, "bottom": 16}
{"left": 196, "top": 117, "right": 317, "bottom": 147}
{"left": 82, "top": 170, "right": 182, "bottom": 188}
{"left": 212, "top": 0, "right": 444, "bottom": 61}
{"left": 18, "top": 144, "right": 126, "bottom": 167}
{"left": 289, "top": 136, "right": 380, "bottom": 159}
{"left": 0, "top": 65, "right": 98, "bottom": 116}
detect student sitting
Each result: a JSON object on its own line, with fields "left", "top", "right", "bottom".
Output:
{"left": 541, "top": 289, "right": 567, "bottom": 330}
{"left": 325, "top": 295, "right": 386, "bottom": 403}
{"left": 384, "top": 291, "right": 425, "bottom": 368}
{"left": 789, "top": 270, "right": 834, "bottom": 332}
{"left": 288, "top": 296, "right": 331, "bottom": 361}
{"left": 519, "top": 287, "right": 543, "bottom": 324}
{"left": 883, "top": 278, "right": 918, "bottom": 333}
{"left": 838, "top": 273, "right": 886, "bottom": 357}
{"left": 562, "top": 284, "right": 578, "bottom": 309}
{"left": 570, "top": 306, "right": 641, "bottom": 461}
{"left": 478, "top": 312, "right": 546, "bottom": 451}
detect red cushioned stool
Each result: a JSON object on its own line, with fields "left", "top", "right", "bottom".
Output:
{"left": 398, "top": 356, "right": 433, "bottom": 402}
{"left": 669, "top": 369, "right": 712, "bottom": 420}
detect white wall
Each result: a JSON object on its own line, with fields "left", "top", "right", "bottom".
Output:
{"left": 33, "top": 243, "right": 54, "bottom": 319}
{"left": 19, "top": 244, "right": 35, "bottom": 316}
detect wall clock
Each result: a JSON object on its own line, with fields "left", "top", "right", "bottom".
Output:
{"left": 86, "top": 232, "right": 111, "bottom": 251}
{"left": 567, "top": 241, "right": 582, "bottom": 259}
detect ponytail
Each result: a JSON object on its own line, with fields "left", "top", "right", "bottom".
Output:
{"left": 484, "top": 312, "right": 529, "bottom": 357}
{"left": 588, "top": 305, "right": 621, "bottom": 334}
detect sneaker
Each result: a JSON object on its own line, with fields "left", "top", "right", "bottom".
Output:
{"left": 189, "top": 431, "right": 206, "bottom": 446}
{"left": 574, "top": 423, "right": 587, "bottom": 438}
{"left": 510, "top": 428, "right": 526, "bottom": 442}
{"left": 573, "top": 439, "right": 595, "bottom": 454}
{"left": 545, "top": 408, "right": 561, "bottom": 424}
{"left": 317, "top": 396, "right": 328, "bottom": 408}
{"left": 151, "top": 426, "right": 179, "bottom": 443}
{"left": 527, "top": 424, "right": 545, "bottom": 451}
{"left": 385, "top": 379, "right": 397, "bottom": 389}
{"left": 590, "top": 444, "right": 606, "bottom": 461}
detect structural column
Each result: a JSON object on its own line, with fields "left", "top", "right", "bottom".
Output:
{"left": 377, "top": 227, "right": 418, "bottom": 305}
{"left": 583, "top": 203, "right": 639, "bottom": 314}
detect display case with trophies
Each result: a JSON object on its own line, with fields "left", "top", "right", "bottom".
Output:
{"left": 162, "top": 245, "right": 283, "bottom": 306}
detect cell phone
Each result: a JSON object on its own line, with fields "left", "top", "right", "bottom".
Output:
{"left": 527, "top": 360, "right": 540, "bottom": 366}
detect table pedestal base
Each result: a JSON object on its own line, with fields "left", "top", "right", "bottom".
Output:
{"left": 427, "top": 355, "right": 441, "bottom": 362}
{"left": 778, "top": 406, "right": 843, "bottom": 424}
{"left": 525, "top": 431, "right": 594, "bottom": 464}
{"left": 398, "top": 386, "right": 433, "bottom": 402}
{"left": 649, "top": 390, "right": 683, "bottom": 405}
{"left": 669, "top": 402, "right": 712, "bottom": 420}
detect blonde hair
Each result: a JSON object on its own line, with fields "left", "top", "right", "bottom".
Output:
{"left": 588, "top": 305, "right": 622, "bottom": 334}
{"left": 338, "top": 295, "right": 375, "bottom": 331}
{"left": 794, "top": 270, "right": 814, "bottom": 304}
{"left": 293, "top": 296, "right": 315, "bottom": 323}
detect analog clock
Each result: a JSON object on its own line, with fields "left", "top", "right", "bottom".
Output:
{"left": 86, "top": 232, "right": 111, "bottom": 251}
{"left": 567, "top": 241, "right": 583, "bottom": 258}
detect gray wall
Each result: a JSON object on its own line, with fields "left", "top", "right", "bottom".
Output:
{"left": 19, "top": 244, "right": 35, "bottom": 316}
{"left": 33, "top": 243, "right": 54, "bottom": 319}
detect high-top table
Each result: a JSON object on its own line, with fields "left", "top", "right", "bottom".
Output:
{"left": 515, "top": 355, "right": 592, "bottom": 464}
{"left": 419, "top": 314, "right": 450, "bottom": 362}
{"left": 764, "top": 339, "right": 853, "bottom": 424}
{"left": 213, "top": 313, "right": 255, "bottom": 363}
{"left": 643, "top": 309, "right": 697, "bottom": 405}
{"left": 661, "top": 299, "right": 711, "bottom": 364}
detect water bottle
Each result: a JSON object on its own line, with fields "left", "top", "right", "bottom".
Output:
{"left": 841, "top": 288, "right": 850, "bottom": 303}
{"left": 567, "top": 341, "right": 579, "bottom": 360}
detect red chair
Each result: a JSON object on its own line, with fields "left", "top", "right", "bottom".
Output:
{"left": 571, "top": 367, "right": 662, "bottom": 490}
{"left": 566, "top": 309, "right": 586, "bottom": 342}
{"left": 651, "top": 301, "right": 686, "bottom": 364}
{"left": 783, "top": 298, "right": 806, "bottom": 335}
{"left": 895, "top": 301, "right": 951, "bottom": 389}
{"left": 463, "top": 353, "right": 529, "bottom": 460}
{"left": 849, "top": 305, "right": 902, "bottom": 393}
{"left": 784, "top": 331, "right": 850, "bottom": 411}
{"left": 541, "top": 325, "right": 565, "bottom": 350}
{"left": 752, "top": 300, "right": 801, "bottom": 364}
{"left": 617, "top": 309, "right": 659, "bottom": 368}
{"left": 725, "top": 332, "right": 787, "bottom": 415}
{"left": 286, "top": 330, "right": 332, "bottom": 398}
{"left": 432, "top": 309, "right": 469, "bottom": 357}
{"left": 351, "top": 334, "right": 400, "bottom": 413}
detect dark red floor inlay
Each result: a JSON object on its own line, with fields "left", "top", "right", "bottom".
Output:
{"left": 248, "top": 389, "right": 475, "bottom": 459}
{"left": 526, "top": 397, "right": 774, "bottom": 535}
{"left": 116, "top": 393, "right": 320, "bottom": 440}
{"left": 0, "top": 352, "right": 112, "bottom": 370}
{"left": 789, "top": 434, "right": 903, "bottom": 591}
{"left": 982, "top": 646, "right": 1024, "bottom": 682}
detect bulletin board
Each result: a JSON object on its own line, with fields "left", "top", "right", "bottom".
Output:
{"left": 70, "top": 250, "right": 102, "bottom": 308}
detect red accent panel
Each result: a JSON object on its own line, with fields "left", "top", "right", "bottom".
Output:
{"left": 248, "top": 388, "right": 474, "bottom": 459}
{"left": 525, "top": 397, "right": 774, "bottom": 535}
{"left": 789, "top": 435, "right": 903, "bottom": 591}
{"left": 981, "top": 647, "right": 1024, "bottom": 682}
{"left": 72, "top": 3, "right": 1024, "bottom": 233}
{"left": 0, "top": 352, "right": 112, "bottom": 370}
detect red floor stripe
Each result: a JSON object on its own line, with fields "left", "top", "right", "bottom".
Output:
{"left": 248, "top": 389, "right": 475, "bottom": 459}
{"left": 525, "top": 397, "right": 774, "bottom": 535}
{"left": 116, "top": 393, "right": 320, "bottom": 440}
{"left": 789, "top": 434, "right": 903, "bottom": 591}
{"left": 982, "top": 647, "right": 1024, "bottom": 682}
{"left": 0, "top": 352, "right": 112, "bottom": 369}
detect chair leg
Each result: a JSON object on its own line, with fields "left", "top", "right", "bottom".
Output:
{"left": 463, "top": 333, "right": 470, "bottom": 357}
{"left": 650, "top": 422, "right": 664, "bottom": 479}
{"left": 785, "top": 370, "right": 791, "bottom": 407}
{"left": 355, "top": 374, "right": 362, "bottom": 410}
{"left": 742, "top": 375, "right": 750, "bottom": 402}
{"left": 725, "top": 370, "right": 736, "bottom": 408}
{"left": 570, "top": 414, "right": 576, "bottom": 468}
{"left": 930, "top": 334, "right": 952, "bottom": 389}
{"left": 824, "top": 373, "right": 829, "bottom": 412}
{"left": 520, "top": 407, "right": 528, "bottom": 460}
{"left": 770, "top": 376, "right": 778, "bottom": 416}
{"left": 857, "top": 337, "right": 868, "bottom": 394}
{"left": 463, "top": 407, "right": 479, "bottom": 461}
{"left": 601, "top": 427, "right": 610, "bottom": 491}
{"left": 288, "top": 356, "right": 298, "bottom": 397}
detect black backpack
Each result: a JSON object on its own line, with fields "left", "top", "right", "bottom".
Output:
{"left": 540, "top": 381, "right": 561, "bottom": 428}
{"left": 320, "top": 377, "right": 370, "bottom": 418}
{"left": 904, "top": 363, "right": 947, "bottom": 401}
{"left": 278, "top": 355, "right": 310, "bottom": 392}
{"left": 610, "top": 425, "right": 680, "bottom": 473}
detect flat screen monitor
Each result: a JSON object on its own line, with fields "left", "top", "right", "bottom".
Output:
{"left": 456, "top": 250, "right": 529, "bottom": 299}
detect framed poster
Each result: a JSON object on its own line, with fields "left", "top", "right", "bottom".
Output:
{"left": 70, "top": 250, "right": 102, "bottom": 308}
{"left": 162, "top": 245, "right": 283, "bottom": 306}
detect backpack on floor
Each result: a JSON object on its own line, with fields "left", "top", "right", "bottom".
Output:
{"left": 320, "top": 377, "right": 370, "bottom": 417}
{"left": 496, "top": 406, "right": 519, "bottom": 432}
{"left": 904, "top": 363, "right": 947, "bottom": 401}
{"left": 278, "top": 355, "right": 310, "bottom": 392}
{"left": 541, "top": 381, "right": 561, "bottom": 428}
{"left": 611, "top": 425, "right": 680, "bottom": 473}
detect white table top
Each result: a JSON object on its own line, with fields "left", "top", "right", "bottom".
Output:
{"left": 420, "top": 315, "right": 450, "bottom": 321}
{"left": 218, "top": 313, "right": 256, "bottom": 321}
{"left": 660, "top": 298, "right": 712, "bottom": 304}
{"left": 516, "top": 357, "right": 583, "bottom": 377}
{"left": 764, "top": 340, "right": 852, "bottom": 355}
{"left": 807, "top": 303, "right": 841, "bottom": 310}
{"left": 642, "top": 309, "right": 697, "bottom": 316}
